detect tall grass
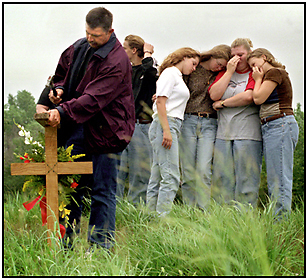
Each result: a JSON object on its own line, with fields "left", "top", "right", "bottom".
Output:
{"left": 3, "top": 192, "right": 304, "bottom": 276}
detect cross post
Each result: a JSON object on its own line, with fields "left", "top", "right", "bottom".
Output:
{"left": 11, "top": 112, "right": 93, "bottom": 246}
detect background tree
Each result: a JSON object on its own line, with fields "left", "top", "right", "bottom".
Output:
{"left": 4, "top": 90, "right": 43, "bottom": 194}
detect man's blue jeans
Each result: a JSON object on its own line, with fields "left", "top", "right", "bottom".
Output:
{"left": 62, "top": 124, "right": 120, "bottom": 249}
{"left": 63, "top": 125, "right": 91, "bottom": 242}
{"left": 88, "top": 152, "right": 120, "bottom": 249}
{"left": 180, "top": 114, "right": 217, "bottom": 209}
{"left": 262, "top": 115, "right": 299, "bottom": 216}
{"left": 212, "top": 138, "right": 263, "bottom": 207}
{"left": 147, "top": 116, "right": 182, "bottom": 215}
{"left": 116, "top": 122, "right": 152, "bottom": 204}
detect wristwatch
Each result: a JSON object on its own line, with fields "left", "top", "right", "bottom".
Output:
{"left": 221, "top": 100, "right": 226, "bottom": 108}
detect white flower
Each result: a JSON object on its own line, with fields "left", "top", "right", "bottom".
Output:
{"left": 22, "top": 130, "right": 33, "bottom": 145}
{"left": 24, "top": 131, "right": 31, "bottom": 138}
{"left": 16, "top": 124, "right": 23, "bottom": 130}
{"left": 18, "top": 125, "right": 27, "bottom": 137}
{"left": 33, "top": 141, "right": 44, "bottom": 148}
{"left": 15, "top": 121, "right": 44, "bottom": 148}
{"left": 24, "top": 136, "right": 33, "bottom": 145}
{"left": 18, "top": 130, "right": 25, "bottom": 137}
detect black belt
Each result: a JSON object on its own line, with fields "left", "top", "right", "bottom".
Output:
{"left": 260, "top": 112, "right": 293, "bottom": 125}
{"left": 189, "top": 112, "right": 217, "bottom": 119}
{"left": 135, "top": 118, "right": 152, "bottom": 124}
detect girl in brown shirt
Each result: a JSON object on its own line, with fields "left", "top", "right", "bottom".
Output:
{"left": 248, "top": 48, "right": 299, "bottom": 218}
{"left": 180, "top": 44, "right": 231, "bottom": 210}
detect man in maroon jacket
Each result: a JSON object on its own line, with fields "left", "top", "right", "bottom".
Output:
{"left": 47, "top": 7, "right": 135, "bottom": 250}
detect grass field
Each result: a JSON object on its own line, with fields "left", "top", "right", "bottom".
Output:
{"left": 3, "top": 192, "right": 305, "bottom": 276}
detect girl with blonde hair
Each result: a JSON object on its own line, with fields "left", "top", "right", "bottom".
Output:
{"left": 209, "top": 38, "right": 262, "bottom": 208}
{"left": 147, "top": 47, "right": 200, "bottom": 216}
{"left": 180, "top": 44, "right": 231, "bottom": 210}
{"left": 247, "top": 48, "right": 298, "bottom": 218}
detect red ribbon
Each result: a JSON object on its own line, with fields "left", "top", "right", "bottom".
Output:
{"left": 23, "top": 195, "right": 66, "bottom": 239}
{"left": 23, "top": 195, "right": 42, "bottom": 211}
{"left": 39, "top": 196, "right": 47, "bottom": 226}
{"left": 60, "top": 224, "right": 66, "bottom": 238}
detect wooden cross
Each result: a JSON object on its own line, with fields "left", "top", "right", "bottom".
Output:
{"left": 11, "top": 112, "right": 93, "bottom": 246}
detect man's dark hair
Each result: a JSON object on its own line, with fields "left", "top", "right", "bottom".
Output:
{"left": 86, "top": 7, "right": 113, "bottom": 32}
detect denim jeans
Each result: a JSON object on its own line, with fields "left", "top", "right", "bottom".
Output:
{"left": 180, "top": 114, "right": 217, "bottom": 209}
{"left": 62, "top": 124, "right": 92, "bottom": 246}
{"left": 61, "top": 124, "right": 120, "bottom": 249}
{"left": 212, "top": 138, "right": 263, "bottom": 207}
{"left": 147, "top": 116, "right": 182, "bottom": 215}
{"left": 116, "top": 122, "right": 152, "bottom": 205}
{"left": 262, "top": 115, "right": 299, "bottom": 216}
{"left": 88, "top": 152, "right": 121, "bottom": 249}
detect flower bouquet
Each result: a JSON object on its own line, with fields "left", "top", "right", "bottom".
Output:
{"left": 13, "top": 121, "right": 85, "bottom": 236}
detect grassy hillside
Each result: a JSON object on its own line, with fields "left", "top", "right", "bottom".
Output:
{"left": 4, "top": 192, "right": 304, "bottom": 276}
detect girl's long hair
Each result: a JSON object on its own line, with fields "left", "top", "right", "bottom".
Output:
{"left": 159, "top": 47, "right": 200, "bottom": 75}
{"left": 200, "top": 44, "right": 231, "bottom": 63}
{"left": 247, "top": 48, "right": 285, "bottom": 69}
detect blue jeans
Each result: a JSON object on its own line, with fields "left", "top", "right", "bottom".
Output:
{"left": 262, "top": 115, "right": 299, "bottom": 216}
{"left": 88, "top": 152, "right": 120, "bottom": 249}
{"left": 147, "top": 116, "right": 182, "bottom": 215}
{"left": 116, "top": 122, "right": 152, "bottom": 204}
{"left": 212, "top": 139, "right": 263, "bottom": 207}
{"left": 180, "top": 114, "right": 217, "bottom": 209}
{"left": 62, "top": 124, "right": 120, "bottom": 249}
{"left": 62, "top": 125, "right": 92, "bottom": 244}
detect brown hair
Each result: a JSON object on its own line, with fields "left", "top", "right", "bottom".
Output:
{"left": 86, "top": 7, "right": 113, "bottom": 32}
{"left": 159, "top": 47, "right": 200, "bottom": 75}
{"left": 247, "top": 48, "right": 285, "bottom": 69}
{"left": 200, "top": 44, "right": 231, "bottom": 63}
{"left": 125, "top": 35, "right": 145, "bottom": 58}
{"left": 231, "top": 38, "right": 253, "bottom": 51}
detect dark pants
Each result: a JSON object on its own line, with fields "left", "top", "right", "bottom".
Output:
{"left": 62, "top": 124, "right": 120, "bottom": 249}
{"left": 88, "top": 153, "right": 120, "bottom": 249}
{"left": 62, "top": 125, "right": 91, "bottom": 243}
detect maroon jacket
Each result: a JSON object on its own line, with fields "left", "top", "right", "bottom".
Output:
{"left": 55, "top": 33, "right": 135, "bottom": 154}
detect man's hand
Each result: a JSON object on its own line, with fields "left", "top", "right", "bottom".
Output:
{"left": 48, "top": 109, "right": 61, "bottom": 127}
{"left": 49, "top": 88, "right": 64, "bottom": 105}
{"left": 36, "top": 104, "right": 49, "bottom": 114}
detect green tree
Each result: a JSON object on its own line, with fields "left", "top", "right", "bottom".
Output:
{"left": 4, "top": 90, "right": 43, "bottom": 194}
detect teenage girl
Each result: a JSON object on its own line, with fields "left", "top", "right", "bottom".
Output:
{"left": 247, "top": 48, "right": 299, "bottom": 217}
{"left": 147, "top": 47, "right": 200, "bottom": 216}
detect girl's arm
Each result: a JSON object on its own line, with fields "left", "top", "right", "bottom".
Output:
{"left": 252, "top": 66, "right": 278, "bottom": 105}
{"left": 209, "top": 71, "right": 233, "bottom": 101}
{"left": 156, "top": 96, "right": 172, "bottom": 149}
{"left": 213, "top": 89, "right": 253, "bottom": 110}
{"left": 209, "top": 55, "right": 240, "bottom": 101}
